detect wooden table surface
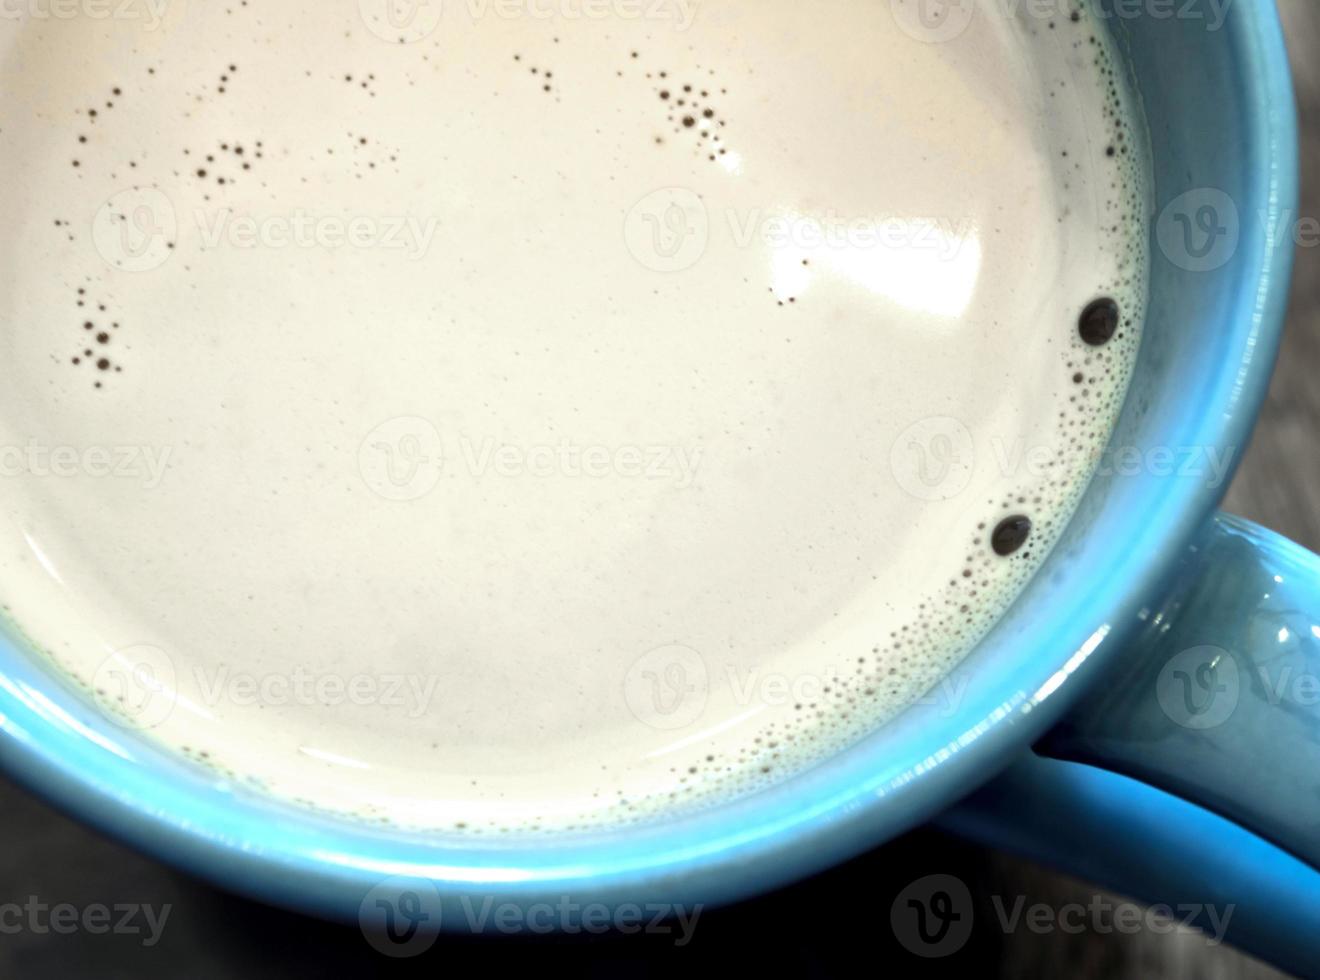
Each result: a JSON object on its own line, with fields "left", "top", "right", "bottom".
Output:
{"left": 1223, "top": 1, "right": 1320, "bottom": 553}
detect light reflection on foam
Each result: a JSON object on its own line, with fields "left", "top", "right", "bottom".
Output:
{"left": 98, "top": 647, "right": 215, "bottom": 723}
{"left": 644, "top": 703, "right": 768, "bottom": 761}
{"left": 22, "top": 530, "right": 64, "bottom": 587}
{"left": 766, "top": 213, "right": 982, "bottom": 319}
{"left": 19, "top": 527, "right": 216, "bottom": 726}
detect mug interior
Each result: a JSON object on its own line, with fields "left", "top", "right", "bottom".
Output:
{"left": 0, "top": 0, "right": 1297, "bottom": 920}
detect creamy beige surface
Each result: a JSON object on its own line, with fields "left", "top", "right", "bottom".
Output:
{"left": 0, "top": 0, "right": 1146, "bottom": 829}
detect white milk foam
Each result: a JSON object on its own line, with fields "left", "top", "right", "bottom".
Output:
{"left": 0, "top": 0, "right": 1148, "bottom": 831}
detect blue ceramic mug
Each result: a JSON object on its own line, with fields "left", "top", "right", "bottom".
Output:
{"left": 0, "top": 0, "right": 1308, "bottom": 971}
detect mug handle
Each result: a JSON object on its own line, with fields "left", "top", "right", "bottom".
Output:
{"left": 938, "top": 512, "right": 1320, "bottom": 975}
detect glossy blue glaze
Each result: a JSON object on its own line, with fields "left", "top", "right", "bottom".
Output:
{"left": 0, "top": 0, "right": 1302, "bottom": 950}
{"left": 945, "top": 514, "right": 1320, "bottom": 975}
{"left": 1041, "top": 515, "right": 1320, "bottom": 874}
{"left": 941, "top": 752, "right": 1320, "bottom": 979}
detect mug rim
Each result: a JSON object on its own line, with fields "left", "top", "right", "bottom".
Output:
{"left": 0, "top": 0, "right": 1299, "bottom": 925}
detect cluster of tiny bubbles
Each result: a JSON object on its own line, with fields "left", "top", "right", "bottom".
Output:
{"left": 69, "top": 83, "right": 126, "bottom": 172}
{"left": 67, "top": 282, "right": 126, "bottom": 387}
{"left": 602, "top": 48, "right": 734, "bottom": 162}
{"left": 51, "top": 27, "right": 417, "bottom": 389}
{"left": 183, "top": 134, "right": 264, "bottom": 194}
{"left": 512, "top": 52, "right": 560, "bottom": 96}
